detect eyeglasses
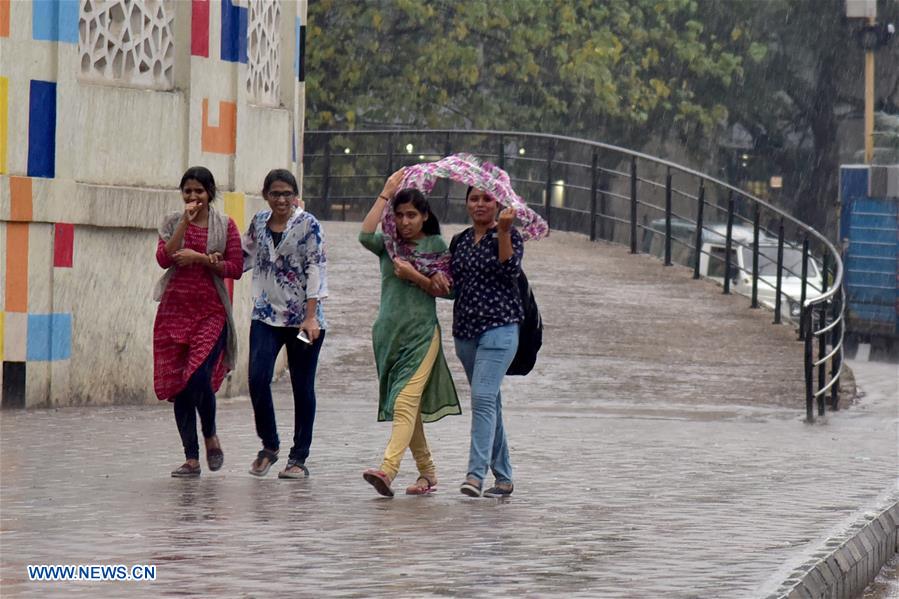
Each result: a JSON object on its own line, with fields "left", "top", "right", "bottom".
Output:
{"left": 268, "top": 191, "right": 296, "bottom": 199}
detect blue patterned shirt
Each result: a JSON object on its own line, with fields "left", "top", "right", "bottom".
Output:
{"left": 450, "top": 226, "right": 524, "bottom": 339}
{"left": 243, "top": 207, "right": 328, "bottom": 329}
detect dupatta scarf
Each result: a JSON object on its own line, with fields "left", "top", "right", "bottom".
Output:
{"left": 380, "top": 153, "right": 550, "bottom": 279}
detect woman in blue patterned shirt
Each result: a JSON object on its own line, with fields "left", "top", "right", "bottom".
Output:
{"left": 243, "top": 169, "right": 328, "bottom": 479}
{"left": 451, "top": 186, "right": 524, "bottom": 498}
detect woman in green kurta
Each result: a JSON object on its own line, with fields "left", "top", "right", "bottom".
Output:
{"left": 360, "top": 169, "right": 461, "bottom": 497}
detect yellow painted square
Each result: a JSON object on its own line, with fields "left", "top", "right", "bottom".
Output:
{"left": 223, "top": 192, "right": 246, "bottom": 232}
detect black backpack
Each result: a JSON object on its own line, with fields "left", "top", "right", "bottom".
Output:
{"left": 450, "top": 230, "right": 543, "bottom": 376}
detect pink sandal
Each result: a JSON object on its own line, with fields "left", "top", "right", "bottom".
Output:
{"left": 405, "top": 474, "right": 437, "bottom": 496}
{"left": 363, "top": 469, "right": 394, "bottom": 497}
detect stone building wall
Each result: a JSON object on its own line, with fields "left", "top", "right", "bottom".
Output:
{"left": 0, "top": 0, "right": 308, "bottom": 407}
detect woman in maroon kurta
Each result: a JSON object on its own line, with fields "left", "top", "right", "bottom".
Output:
{"left": 153, "top": 167, "right": 243, "bottom": 478}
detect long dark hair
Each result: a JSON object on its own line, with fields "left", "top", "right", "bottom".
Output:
{"left": 262, "top": 168, "right": 299, "bottom": 197}
{"left": 180, "top": 166, "right": 217, "bottom": 203}
{"left": 394, "top": 188, "right": 440, "bottom": 236}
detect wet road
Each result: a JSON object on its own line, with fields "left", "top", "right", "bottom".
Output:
{"left": 1, "top": 224, "right": 896, "bottom": 598}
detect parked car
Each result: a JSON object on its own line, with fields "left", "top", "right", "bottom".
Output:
{"left": 643, "top": 219, "right": 825, "bottom": 322}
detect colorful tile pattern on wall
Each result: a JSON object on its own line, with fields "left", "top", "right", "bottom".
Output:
{"left": 0, "top": 76, "right": 8, "bottom": 174}
{"left": 32, "top": 0, "right": 78, "bottom": 43}
{"left": 3, "top": 177, "right": 75, "bottom": 408}
{"left": 0, "top": 0, "right": 9, "bottom": 38}
{"left": 27, "top": 80, "right": 57, "bottom": 178}
{"left": 201, "top": 99, "right": 237, "bottom": 155}
{"left": 221, "top": 0, "right": 248, "bottom": 64}
{"left": 191, "top": 0, "right": 210, "bottom": 58}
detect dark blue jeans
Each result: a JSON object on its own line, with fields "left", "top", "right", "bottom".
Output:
{"left": 174, "top": 329, "right": 226, "bottom": 461}
{"left": 248, "top": 320, "right": 325, "bottom": 464}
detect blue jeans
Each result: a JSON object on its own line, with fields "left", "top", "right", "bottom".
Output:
{"left": 248, "top": 320, "right": 325, "bottom": 464}
{"left": 454, "top": 323, "right": 519, "bottom": 485}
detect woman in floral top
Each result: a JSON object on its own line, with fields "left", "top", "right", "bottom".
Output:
{"left": 154, "top": 166, "right": 243, "bottom": 478}
{"left": 243, "top": 169, "right": 327, "bottom": 479}
{"left": 359, "top": 169, "right": 461, "bottom": 497}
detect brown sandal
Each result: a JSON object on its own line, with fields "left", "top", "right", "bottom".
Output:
{"left": 405, "top": 474, "right": 437, "bottom": 495}
{"left": 171, "top": 462, "right": 201, "bottom": 478}
{"left": 363, "top": 469, "right": 394, "bottom": 497}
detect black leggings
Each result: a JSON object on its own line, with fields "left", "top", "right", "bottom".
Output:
{"left": 173, "top": 330, "right": 226, "bottom": 460}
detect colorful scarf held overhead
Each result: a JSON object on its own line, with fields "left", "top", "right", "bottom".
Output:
{"left": 380, "top": 153, "right": 550, "bottom": 278}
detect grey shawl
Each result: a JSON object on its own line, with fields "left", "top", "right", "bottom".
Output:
{"left": 153, "top": 209, "right": 238, "bottom": 370}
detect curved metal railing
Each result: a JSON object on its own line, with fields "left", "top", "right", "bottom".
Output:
{"left": 303, "top": 129, "right": 845, "bottom": 421}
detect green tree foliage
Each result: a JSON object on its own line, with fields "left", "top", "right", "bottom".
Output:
{"left": 306, "top": 0, "right": 749, "bottom": 148}
{"left": 701, "top": 0, "right": 899, "bottom": 233}
{"left": 306, "top": 0, "right": 899, "bottom": 235}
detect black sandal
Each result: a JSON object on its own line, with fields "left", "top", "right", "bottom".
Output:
{"left": 249, "top": 448, "right": 279, "bottom": 477}
{"left": 459, "top": 477, "right": 482, "bottom": 497}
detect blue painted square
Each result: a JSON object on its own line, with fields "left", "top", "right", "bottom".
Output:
{"left": 26, "top": 313, "right": 72, "bottom": 361}
{"left": 27, "top": 80, "right": 57, "bottom": 178}
{"left": 32, "top": 0, "right": 78, "bottom": 43}
{"left": 221, "top": 0, "right": 248, "bottom": 63}
{"left": 840, "top": 166, "right": 868, "bottom": 241}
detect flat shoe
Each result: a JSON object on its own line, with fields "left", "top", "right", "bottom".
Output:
{"left": 171, "top": 463, "right": 201, "bottom": 478}
{"left": 207, "top": 447, "right": 224, "bottom": 472}
{"left": 483, "top": 484, "right": 514, "bottom": 498}
{"left": 460, "top": 479, "right": 482, "bottom": 497}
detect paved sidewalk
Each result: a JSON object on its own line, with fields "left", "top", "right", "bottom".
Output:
{"left": 1, "top": 223, "right": 896, "bottom": 598}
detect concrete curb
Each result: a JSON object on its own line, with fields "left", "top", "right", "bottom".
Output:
{"left": 770, "top": 501, "right": 899, "bottom": 599}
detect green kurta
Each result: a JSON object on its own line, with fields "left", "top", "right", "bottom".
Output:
{"left": 359, "top": 231, "right": 461, "bottom": 422}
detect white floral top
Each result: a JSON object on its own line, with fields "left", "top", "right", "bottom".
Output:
{"left": 243, "top": 207, "right": 328, "bottom": 329}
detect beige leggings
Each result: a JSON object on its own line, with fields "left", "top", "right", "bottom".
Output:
{"left": 380, "top": 327, "right": 440, "bottom": 479}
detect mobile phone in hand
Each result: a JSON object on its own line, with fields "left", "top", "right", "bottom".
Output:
{"left": 297, "top": 329, "right": 312, "bottom": 344}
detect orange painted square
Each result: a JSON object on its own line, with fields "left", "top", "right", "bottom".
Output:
{"left": 201, "top": 99, "right": 237, "bottom": 155}
{"left": 10, "top": 177, "right": 32, "bottom": 222}
{"left": 0, "top": 0, "right": 9, "bottom": 38}
{"left": 5, "top": 222, "right": 28, "bottom": 312}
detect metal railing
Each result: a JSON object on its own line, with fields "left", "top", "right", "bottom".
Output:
{"left": 303, "top": 129, "right": 844, "bottom": 422}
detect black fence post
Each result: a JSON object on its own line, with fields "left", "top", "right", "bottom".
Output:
{"left": 774, "top": 219, "right": 785, "bottom": 324}
{"left": 751, "top": 203, "right": 760, "bottom": 308}
{"left": 817, "top": 301, "right": 827, "bottom": 417}
{"left": 799, "top": 237, "right": 809, "bottom": 341}
{"left": 442, "top": 133, "right": 451, "bottom": 220}
{"left": 723, "top": 192, "right": 735, "bottom": 294}
{"left": 817, "top": 254, "right": 830, "bottom": 416}
{"left": 599, "top": 174, "right": 609, "bottom": 241}
{"left": 321, "top": 136, "right": 332, "bottom": 221}
{"left": 497, "top": 135, "right": 505, "bottom": 170}
{"left": 630, "top": 156, "right": 638, "bottom": 254}
{"left": 805, "top": 314, "right": 814, "bottom": 423}
{"left": 664, "top": 168, "right": 672, "bottom": 266}
{"left": 590, "top": 150, "right": 599, "bottom": 242}
{"left": 385, "top": 132, "right": 394, "bottom": 177}
{"left": 692, "top": 182, "right": 705, "bottom": 279}
{"left": 544, "top": 140, "right": 555, "bottom": 230}
{"left": 830, "top": 292, "right": 842, "bottom": 410}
